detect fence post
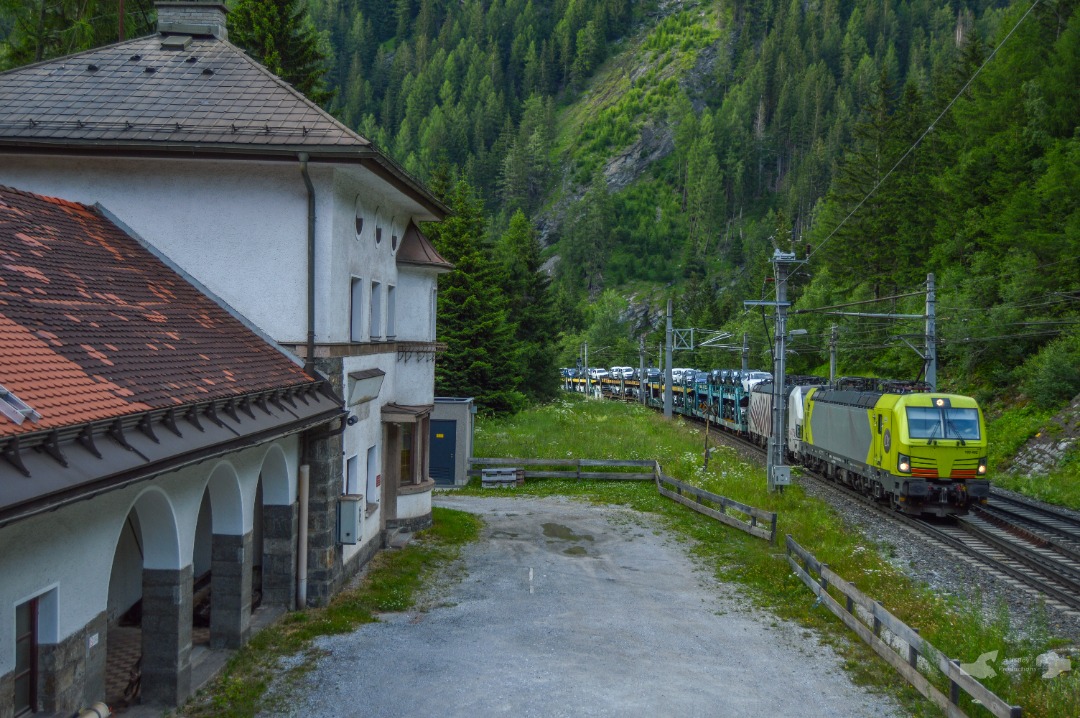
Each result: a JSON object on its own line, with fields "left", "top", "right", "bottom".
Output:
{"left": 846, "top": 595, "right": 854, "bottom": 614}
{"left": 908, "top": 629, "right": 919, "bottom": 669}
{"left": 873, "top": 603, "right": 882, "bottom": 638}
{"left": 950, "top": 659, "right": 961, "bottom": 705}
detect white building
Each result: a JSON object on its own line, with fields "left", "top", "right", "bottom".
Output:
{"left": 0, "top": 2, "right": 451, "bottom": 713}
{"left": 0, "top": 185, "right": 343, "bottom": 713}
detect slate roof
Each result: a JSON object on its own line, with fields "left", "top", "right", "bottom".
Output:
{"left": 396, "top": 222, "right": 452, "bottom": 272}
{"left": 0, "top": 184, "right": 321, "bottom": 438}
{"left": 0, "top": 34, "right": 365, "bottom": 148}
{"left": 0, "top": 32, "right": 448, "bottom": 217}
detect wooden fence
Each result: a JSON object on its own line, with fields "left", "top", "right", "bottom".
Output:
{"left": 655, "top": 466, "right": 777, "bottom": 542}
{"left": 468, "top": 457, "right": 776, "bottom": 543}
{"left": 785, "top": 535, "right": 1022, "bottom": 718}
{"left": 468, "top": 457, "right": 655, "bottom": 481}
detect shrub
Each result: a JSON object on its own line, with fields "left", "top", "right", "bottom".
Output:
{"left": 1020, "top": 330, "right": 1080, "bottom": 409}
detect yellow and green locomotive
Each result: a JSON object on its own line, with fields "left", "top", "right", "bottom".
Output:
{"left": 798, "top": 385, "right": 989, "bottom": 517}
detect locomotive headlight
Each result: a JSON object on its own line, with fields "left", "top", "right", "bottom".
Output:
{"left": 898, "top": 454, "right": 911, "bottom": 474}
{"left": 978, "top": 458, "right": 987, "bottom": 475}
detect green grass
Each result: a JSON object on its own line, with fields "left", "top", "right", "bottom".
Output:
{"left": 985, "top": 402, "right": 1080, "bottom": 510}
{"left": 178, "top": 507, "right": 481, "bottom": 718}
{"left": 466, "top": 395, "right": 1078, "bottom": 718}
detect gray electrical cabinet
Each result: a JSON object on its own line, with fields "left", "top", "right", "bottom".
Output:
{"left": 338, "top": 494, "right": 363, "bottom": 544}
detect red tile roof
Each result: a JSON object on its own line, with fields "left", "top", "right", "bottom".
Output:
{"left": 0, "top": 185, "right": 317, "bottom": 437}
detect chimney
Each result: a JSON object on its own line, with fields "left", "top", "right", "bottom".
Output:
{"left": 156, "top": 1, "right": 228, "bottom": 41}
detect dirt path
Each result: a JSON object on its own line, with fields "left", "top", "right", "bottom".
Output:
{"left": 266, "top": 495, "right": 902, "bottom": 717}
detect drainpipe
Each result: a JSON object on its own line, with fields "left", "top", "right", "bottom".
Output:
{"left": 299, "top": 153, "right": 316, "bottom": 371}
{"left": 297, "top": 463, "right": 310, "bottom": 607}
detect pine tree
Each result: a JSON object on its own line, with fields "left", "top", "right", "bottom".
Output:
{"left": 0, "top": 0, "right": 154, "bottom": 69}
{"left": 497, "top": 210, "right": 560, "bottom": 402}
{"left": 229, "top": 0, "right": 331, "bottom": 105}
{"left": 425, "top": 179, "right": 525, "bottom": 414}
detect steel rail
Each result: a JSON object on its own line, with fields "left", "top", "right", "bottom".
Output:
{"left": 974, "top": 504, "right": 1080, "bottom": 563}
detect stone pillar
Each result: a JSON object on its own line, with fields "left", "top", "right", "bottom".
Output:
{"left": 38, "top": 611, "right": 107, "bottom": 713}
{"left": 262, "top": 503, "right": 298, "bottom": 610}
{"left": 306, "top": 357, "right": 346, "bottom": 607}
{"left": 210, "top": 532, "right": 252, "bottom": 649}
{"left": 141, "top": 566, "right": 192, "bottom": 706}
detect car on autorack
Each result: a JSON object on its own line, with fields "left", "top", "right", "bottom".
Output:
{"left": 588, "top": 368, "right": 609, "bottom": 380}
{"left": 609, "top": 366, "right": 635, "bottom": 380}
{"left": 741, "top": 371, "right": 772, "bottom": 392}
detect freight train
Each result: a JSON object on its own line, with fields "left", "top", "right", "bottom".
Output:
{"left": 564, "top": 373, "right": 990, "bottom": 517}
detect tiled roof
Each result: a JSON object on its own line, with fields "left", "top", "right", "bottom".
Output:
{"left": 0, "top": 34, "right": 366, "bottom": 148}
{"left": 396, "top": 222, "right": 452, "bottom": 272}
{"left": 0, "top": 185, "right": 318, "bottom": 437}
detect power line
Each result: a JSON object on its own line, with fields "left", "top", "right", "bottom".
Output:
{"left": 803, "top": 0, "right": 1043, "bottom": 264}
{"left": 791, "top": 290, "right": 924, "bottom": 315}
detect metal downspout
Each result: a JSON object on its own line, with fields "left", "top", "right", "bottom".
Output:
{"left": 299, "top": 153, "right": 316, "bottom": 371}
{"left": 298, "top": 154, "right": 315, "bottom": 608}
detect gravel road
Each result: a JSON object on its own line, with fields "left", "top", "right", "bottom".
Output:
{"left": 263, "top": 495, "right": 902, "bottom": 717}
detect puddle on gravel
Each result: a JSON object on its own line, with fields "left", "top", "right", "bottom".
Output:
{"left": 542, "top": 523, "right": 594, "bottom": 542}
{"left": 563, "top": 546, "right": 588, "bottom": 556}
{"left": 490, "top": 530, "right": 519, "bottom": 539}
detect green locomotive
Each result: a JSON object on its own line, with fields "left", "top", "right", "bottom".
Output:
{"left": 799, "top": 386, "right": 989, "bottom": 517}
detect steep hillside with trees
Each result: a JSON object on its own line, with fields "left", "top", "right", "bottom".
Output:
{"left": 2, "top": 0, "right": 1077, "bottom": 414}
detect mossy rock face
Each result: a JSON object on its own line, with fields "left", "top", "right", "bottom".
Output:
{"left": 1008, "top": 395, "right": 1080, "bottom": 477}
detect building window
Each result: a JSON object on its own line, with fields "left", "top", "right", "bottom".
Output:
{"left": 401, "top": 423, "right": 413, "bottom": 485}
{"left": 354, "top": 195, "right": 365, "bottom": 238}
{"left": 14, "top": 597, "right": 38, "bottom": 717}
{"left": 350, "top": 277, "right": 364, "bottom": 342}
{"left": 345, "top": 454, "right": 359, "bottom": 495}
{"left": 386, "top": 285, "right": 396, "bottom": 339}
{"left": 370, "top": 281, "right": 382, "bottom": 339}
{"left": 373, "top": 206, "right": 383, "bottom": 245}
{"left": 366, "top": 445, "right": 379, "bottom": 505}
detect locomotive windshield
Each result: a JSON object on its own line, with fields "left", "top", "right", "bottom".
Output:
{"left": 906, "top": 407, "right": 981, "bottom": 441}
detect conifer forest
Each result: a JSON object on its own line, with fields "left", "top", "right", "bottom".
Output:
{"left": 2, "top": 0, "right": 1079, "bottom": 416}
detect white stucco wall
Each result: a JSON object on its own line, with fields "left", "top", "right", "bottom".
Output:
{"left": 0, "top": 155, "right": 311, "bottom": 342}
{"left": 0, "top": 436, "right": 298, "bottom": 677}
{"left": 395, "top": 269, "right": 438, "bottom": 342}
{"left": 0, "top": 155, "right": 441, "bottom": 352}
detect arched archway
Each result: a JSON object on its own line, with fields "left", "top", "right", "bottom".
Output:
{"left": 197, "top": 461, "right": 252, "bottom": 650}
{"left": 256, "top": 444, "right": 298, "bottom": 610}
{"left": 105, "top": 488, "right": 189, "bottom": 707}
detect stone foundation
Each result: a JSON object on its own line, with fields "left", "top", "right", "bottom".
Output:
{"left": 340, "top": 533, "right": 381, "bottom": 589}
{"left": 0, "top": 669, "right": 14, "bottom": 718}
{"left": 262, "top": 503, "right": 298, "bottom": 610}
{"left": 38, "top": 610, "right": 107, "bottom": 713}
{"left": 141, "top": 566, "right": 192, "bottom": 706}
{"left": 386, "top": 511, "right": 433, "bottom": 533}
{"left": 211, "top": 533, "right": 252, "bottom": 649}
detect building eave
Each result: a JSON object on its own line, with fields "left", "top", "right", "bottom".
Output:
{"left": 0, "top": 141, "right": 449, "bottom": 220}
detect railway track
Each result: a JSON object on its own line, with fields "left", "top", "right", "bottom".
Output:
{"left": 699, "top": 413, "right": 1080, "bottom": 615}
{"left": 570, "top": 385, "right": 1080, "bottom": 615}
